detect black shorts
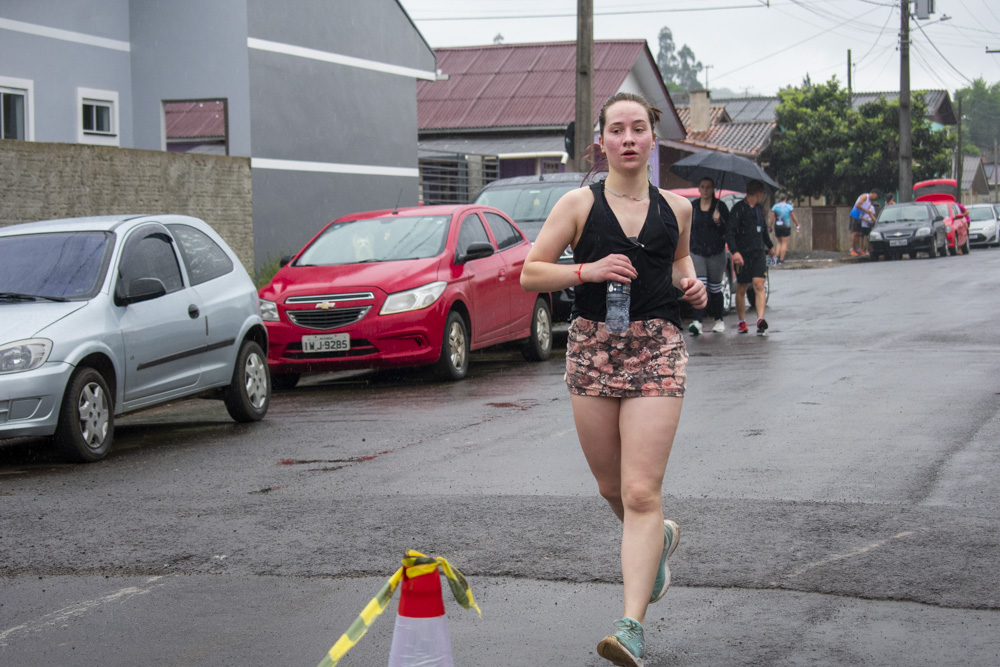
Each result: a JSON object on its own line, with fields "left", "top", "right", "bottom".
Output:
{"left": 849, "top": 217, "right": 863, "bottom": 233}
{"left": 861, "top": 226, "right": 872, "bottom": 236}
{"left": 774, "top": 225, "right": 791, "bottom": 238}
{"left": 736, "top": 250, "right": 767, "bottom": 284}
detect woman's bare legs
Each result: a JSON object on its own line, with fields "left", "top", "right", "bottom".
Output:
{"left": 572, "top": 394, "right": 683, "bottom": 625}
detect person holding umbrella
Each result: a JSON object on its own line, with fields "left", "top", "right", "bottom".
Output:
{"left": 521, "top": 91, "right": 706, "bottom": 667}
{"left": 688, "top": 176, "right": 731, "bottom": 335}
{"left": 725, "top": 179, "right": 774, "bottom": 334}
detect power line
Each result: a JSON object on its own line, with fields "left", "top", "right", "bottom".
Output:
{"left": 409, "top": 3, "right": 766, "bottom": 21}
{"left": 911, "top": 16, "right": 974, "bottom": 86}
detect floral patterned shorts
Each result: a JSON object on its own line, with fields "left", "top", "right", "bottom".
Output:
{"left": 565, "top": 317, "right": 687, "bottom": 398}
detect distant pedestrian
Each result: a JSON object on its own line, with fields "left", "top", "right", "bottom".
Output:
{"left": 849, "top": 189, "right": 878, "bottom": 257}
{"left": 726, "top": 179, "right": 774, "bottom": 335}
{"left": 885, "top": 193, "right": 896, "bottom": 207}
{"left": 770, "top": 193, "right": 800, "bottom": 264}
{"left": 688, "top": 177, "right": 731, "bottom": 335}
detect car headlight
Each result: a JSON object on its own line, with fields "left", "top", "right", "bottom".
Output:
{"left": 0, "top": 339, "right": 52, "bottom": 374}
{"left": 916, "top": 227, "right": 932, "bottom": 236}
{"left": 869, "top": 231, "right": 882, "bottom": 240}
{"left": 259, "top": 298, "right": 279, "bottom": 322}
{"left": 381, "top": 281, "right": 447, "bottom": 315}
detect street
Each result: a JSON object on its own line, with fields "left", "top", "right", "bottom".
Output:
{"left": 3, "top": 250, "right": 1000, "bottom": 666}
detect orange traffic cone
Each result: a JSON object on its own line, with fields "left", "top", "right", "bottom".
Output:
{"left": 387, "top": 567, "right": 455, "bottom": 667}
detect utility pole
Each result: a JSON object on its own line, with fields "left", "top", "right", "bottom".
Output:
{"left": 847, "top": 49, "right": 852, "bottom": 107}
{"left": 956, "top": 94, "right": 963, "bottom": 204}
{"left": 899, "top": 0, "right": 913, "bottom": 202}
{"left": 704, "top": 64, "right": 714, "bottom": 91}
{"left": 573, "top": 0, "right": 593, "bottom": 173}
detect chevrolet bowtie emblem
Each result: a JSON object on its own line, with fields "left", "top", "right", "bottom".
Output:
{"left": 316, "top": 301, "right": 336, "bottom": 309}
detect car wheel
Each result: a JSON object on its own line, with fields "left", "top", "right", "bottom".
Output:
{"left": 434, "top": 311, "right": 469, "bottom": 381}
{"left": 939, "top": 236, "right": 948, "bottom": 257}
{"left": 522, "top": 298, "right": 552, "bottom": 362}
{"left": 271, "top": 373, "right": 300, "bottom": 390}
{"left": 224, "top": 340, "right": 270, "bottom": 422}
{"left": 927, "top": 240, "right": 937, "bottom": 258}
{"left": 962, "top": 238, "right": 971, "bottom": 254}
{"left": 54, "top": 366, "right": 114, "bottom": 463}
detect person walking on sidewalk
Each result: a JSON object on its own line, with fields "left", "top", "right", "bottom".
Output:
{"left": 521, "top": 92, "right": 706, "bottom": 667}
{"left": 849, "top": 189, "right": 878, "bottom": 257}
{"left": 726, "top": 179, "right": 774, "bottom": 335}
{"left": 688, "top": 177, "right": 731, "bottom": 335}
{"left": 770, "top": 193, "right": 800, "bottom": 264}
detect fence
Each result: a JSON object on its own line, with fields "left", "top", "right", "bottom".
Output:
{"left": 418, "top": 151, "right": 500, "bottom": 205}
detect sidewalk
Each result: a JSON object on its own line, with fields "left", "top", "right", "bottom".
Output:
{"left": 772, "top": 249, "right": 860, "bottom": 269}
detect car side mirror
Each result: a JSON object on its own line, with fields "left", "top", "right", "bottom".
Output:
{"left": 279, "top": 254, "right": 293, "bottom": 267}
{"left": 116, "top": 277, "right": 167, "bottom": 306}
{"left": 457, "top": 242, "right": 495, "bottom": 264}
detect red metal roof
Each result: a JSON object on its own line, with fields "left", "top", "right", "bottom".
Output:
{"left": 164, "top": 101, "right": 225, "bottom": 139}
{"left": 418, "top": 40, "right": 652, "bottom": 131}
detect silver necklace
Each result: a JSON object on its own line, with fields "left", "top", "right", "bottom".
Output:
{"left": 605, "top": 183, "right": 648, "bottom": 202}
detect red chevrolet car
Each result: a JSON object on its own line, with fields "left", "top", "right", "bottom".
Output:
{"left": 933, "top": 201, "right": 971, "bottom": 255}
{"left": 258, "top": 204, "right": 552, "bottom": 387}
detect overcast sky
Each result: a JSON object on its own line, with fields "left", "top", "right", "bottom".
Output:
{"left": 399, "top": 0, "right": 1000, "bottom": 98}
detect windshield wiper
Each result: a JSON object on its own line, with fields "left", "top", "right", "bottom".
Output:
{"left": 0, "top": 291, "right": 69, "bottom": 302}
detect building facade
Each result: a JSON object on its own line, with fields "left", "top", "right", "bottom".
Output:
{"left": 0, "top": 0, "right": 436, "bottom": 265}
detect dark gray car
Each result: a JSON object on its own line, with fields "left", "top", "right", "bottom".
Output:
{"left": 869, "top": 203, "right": 948, "bottom": 260}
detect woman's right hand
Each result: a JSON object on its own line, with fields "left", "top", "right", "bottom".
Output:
{"left": 584, "top": 253, "right": 637, "bottom": 284}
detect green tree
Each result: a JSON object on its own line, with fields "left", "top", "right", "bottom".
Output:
{"left": 954, "top": 78, "right": 1000, "bottom": 157}
{"left": 656, "top": 27, "right": 703, "bottom": 91}
{"left": 767, "top": 77, "right": 953, "bottom": 203}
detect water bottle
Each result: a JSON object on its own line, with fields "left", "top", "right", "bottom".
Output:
{"left": 605, "top": 281, "right": 631, "bottom": 334}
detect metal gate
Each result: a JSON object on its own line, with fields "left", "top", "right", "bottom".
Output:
{"left": 811, "top": 206, "right": 838, "bottom": 250}
{"left": 418, "top": 151, "right": 500, "bottom": 205}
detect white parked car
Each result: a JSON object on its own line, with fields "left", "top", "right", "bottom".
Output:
{"left": 0, "top": 215, "right": 270, "bottom": 462}
{"left": 966, "top": 203, "right": 1000, "bottom": 248}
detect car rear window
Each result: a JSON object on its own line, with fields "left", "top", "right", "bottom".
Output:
{"left": 167, "top": 223, "right": 234, "bottom": 286}
{"left": 0, "top": 231, "right": 113, "bottom": 299}
{"left": 295, "top": 215, "right": 450, "bottom": 265}
{"left": 475, "top": 184, "right": 577, "bottom": 230}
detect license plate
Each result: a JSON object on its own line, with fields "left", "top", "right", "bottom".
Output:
{"left": 302, "top": 333, "right": 350, "bottom": 353}
{"left": 889, "top": 239, "right": 908, "bottom": 247}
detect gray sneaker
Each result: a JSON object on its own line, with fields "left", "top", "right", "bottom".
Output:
{"left": 712, "top": 319, "right": 725, "bottom": 333}
{"left": 649, "top": 519, "right": 680, "bottom": 603}
{"left": 597, "top": 617, "right": 645, "bottom": 666}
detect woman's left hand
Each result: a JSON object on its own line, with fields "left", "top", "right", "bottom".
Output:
{"left": 679, "top": 277, "right": 707, "bottom": 309}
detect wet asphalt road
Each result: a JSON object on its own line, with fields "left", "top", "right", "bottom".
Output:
{"left": 3, "top": 249, "right": 1000, "bottom": 666}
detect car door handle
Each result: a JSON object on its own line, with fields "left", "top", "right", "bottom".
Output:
{"left": 498, "top": 268, "right": 506, "bottom": 281}
{"left": 188, "top": 304, "right": 200, "bottom": 319}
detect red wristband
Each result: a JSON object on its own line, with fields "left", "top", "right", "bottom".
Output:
{"left": 574, "top": 263, "right": 584, "bottom": 283}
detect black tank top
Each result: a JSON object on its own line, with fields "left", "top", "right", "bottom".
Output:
{"left": 571, "top": 181, "right": 682, "bottom": 327}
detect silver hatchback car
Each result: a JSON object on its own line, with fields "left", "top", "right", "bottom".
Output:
{"left": 0, "top": 215, "right": 270, "bottom": 462}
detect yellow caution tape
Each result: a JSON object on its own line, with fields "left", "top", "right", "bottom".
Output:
{"left": 316, "top": 550, "right": 480, "bottom": 667}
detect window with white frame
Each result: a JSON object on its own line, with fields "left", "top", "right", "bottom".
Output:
{"left": 77, "top": 87, "right": 119, "bottom": 146}
{"left": 0, "top": 76, "right": 34, "bottom": 141}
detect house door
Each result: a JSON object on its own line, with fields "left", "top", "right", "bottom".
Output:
{"left": 812, "top": 207, "right": 838, "bottom": 250}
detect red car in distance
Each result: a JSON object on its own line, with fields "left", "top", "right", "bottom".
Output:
{"left": 257, "top": 204, "right": 552, "bottom": 387}
{"left": 932, "top": 201, "right": 971, "bottom": 255}
{"left": 913, "top": 178, "right": 970, "bottom": 255}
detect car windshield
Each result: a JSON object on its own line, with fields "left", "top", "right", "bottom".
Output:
{"left": 0, "top": 231, "right": 113, "bottom": 300}
{"left": 967, "top": 206, "right": 996, "bottom": 221}
{"left": 475, "top": 184, "right": 577, "bottom": 231}
{"left": 295, "top": 215, "right": 451, "bottom": 265}
{"left": 878, "top": 205, "right": 927, "bottom": 223}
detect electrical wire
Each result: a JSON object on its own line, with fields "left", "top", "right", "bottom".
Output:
{"left": 911, "top": 17, "right": 975, "bottom": 85}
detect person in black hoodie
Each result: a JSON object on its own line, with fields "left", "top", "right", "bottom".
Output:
{"left": 687, "top": 177, "right": 731, "bottom": 335}
{"left": 725, "top": 179, "right": 774, "bottom": 334}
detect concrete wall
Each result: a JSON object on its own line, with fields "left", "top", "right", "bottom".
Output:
{"left": 0, "top": 141, "right": 254, "bottom": 270}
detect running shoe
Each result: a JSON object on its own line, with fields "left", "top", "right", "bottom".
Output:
{"left": 650, "top": 519, "right": 681, "bottom": 603}
{"left": 712, "top": 319, "right": 725, "bottom": 333}
{"left": 850, "top": 248, "right": 859, "bottom": 257}
{"left": 757, "top": 318, "right": 768, "bottom": 335}
{"left": 688, "top": 320, "right": 702, "bottom": 335}
{"left": 737, "top": 320, "right": 749, "bottom": 334}
{"left": 597, "top": 617, "right": 645, "bottom": 666}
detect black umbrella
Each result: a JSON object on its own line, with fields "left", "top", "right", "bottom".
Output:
{"left": 669, "top": 151, "right": 780, "bottom": 194}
